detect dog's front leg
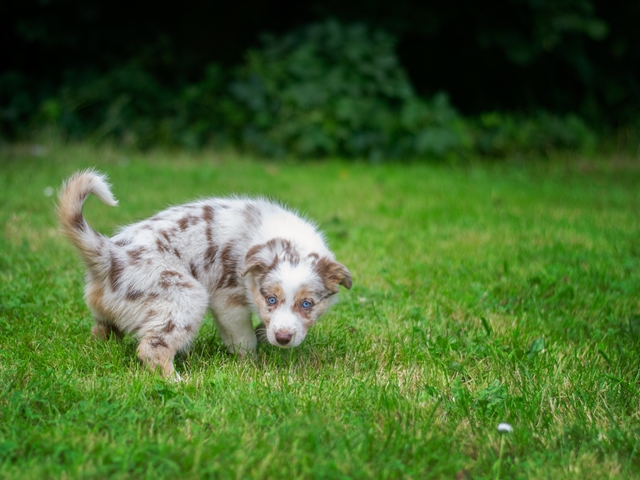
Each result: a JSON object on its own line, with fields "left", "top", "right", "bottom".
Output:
{"left": 211, "top": 302, "right": 257, "bottom": 359}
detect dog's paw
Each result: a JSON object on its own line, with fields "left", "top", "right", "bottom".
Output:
{"left": 232, "top": 347, "right": 258, "bottom": 363}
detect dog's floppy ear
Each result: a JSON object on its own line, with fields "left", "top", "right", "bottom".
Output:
{"left": 242, "top": 243, "right": 272, "bottom": 277}
{"left": 315, "top": 257, "right": 352, "bottom": 291}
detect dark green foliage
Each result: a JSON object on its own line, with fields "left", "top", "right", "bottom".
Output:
{"left": 4, "top": 0, "right": 634, "bottom": 157}
{"left": 0, "top": 72, "right": 39, "bottom": 139}
{"left": 229, "top": 20, "right": 468, "bottom": 159}
{"left": 473, "top": 111, "right": 597, "bottom": 156}
{"left": 325, "top": 0, "right": 640, "bottom": 124}
{"left": 4, "top": 0, "right": 639, "bottom": 124}
{"left": 0, "top": 18, "right": 601, "bottom": 159}
{"left": 20, "top": 62, "right": 233, "bottom": 150}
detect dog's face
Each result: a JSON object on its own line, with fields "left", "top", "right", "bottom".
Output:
{"left": 242, "top": 239, "right": 351, "bottom": 348}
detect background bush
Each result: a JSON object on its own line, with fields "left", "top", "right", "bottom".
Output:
{"left": 473, "top": 111, "right": 597, "bottom": 156}
{"left": 2, "top": 19, "right": 604, "bottom": 159}
{"left": 229, "top": 21, "right": 469, "bottom": 159}
{"left": 10, "top": 62, "right": 233, "bottom": 150}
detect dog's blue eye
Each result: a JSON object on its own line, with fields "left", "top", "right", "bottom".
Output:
{"left": 267, "top": 296, "right": 277, "bottom": 305}
{"left": 302, "top": 300, "right": 312, "bottom": 309}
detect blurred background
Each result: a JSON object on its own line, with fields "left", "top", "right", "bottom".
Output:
{"left": 1, "top": 0, "right": 638, "bottom": 159}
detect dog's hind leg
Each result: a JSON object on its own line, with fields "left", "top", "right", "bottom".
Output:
{"left": 135, "top": 274, "right": 209, "bottom": 379}
{"left": 91, "top": 319, "right": 124, "bottom": 340}
{"left": 137, "top": 334, "right": 180, "bottom": 378}
{"left": 85, "top": 283, "right": 124, "bottom": 340}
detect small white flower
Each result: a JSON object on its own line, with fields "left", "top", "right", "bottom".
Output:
{"left": 497, "top": 423, "right": 513, "bottom": 433}
{"left": 43, "top": 186, "right": 54, "bottom": 197}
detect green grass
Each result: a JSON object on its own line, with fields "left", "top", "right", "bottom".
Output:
{"left": 1, "top": 142, "right": 640, "bottom": 479}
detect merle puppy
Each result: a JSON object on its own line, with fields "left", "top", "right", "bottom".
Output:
{"left": 58, "top": 170, "right": 351, "bottom": 378}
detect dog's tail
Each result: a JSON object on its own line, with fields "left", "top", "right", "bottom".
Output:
{"left": 58, "top": 169, "right": 118, "bottom": 270}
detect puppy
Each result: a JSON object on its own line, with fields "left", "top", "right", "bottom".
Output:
{"left": 58, "top": 170, "right": 351, "bottom": 378}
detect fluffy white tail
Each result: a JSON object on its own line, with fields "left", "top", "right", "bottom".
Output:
{"left": 58, "top": 169, "right": 118, "bottom": 268}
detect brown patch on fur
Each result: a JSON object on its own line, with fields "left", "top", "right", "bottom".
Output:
{"left": 109, "top": 253, "right": 125, "bottom": 291}
{"left": 293, "top": 287, "right": 315, "bottom": 311}
{"left": 291, "top": 286, "right": 328, "bottom": 327}
{"left": 160, "top": 230, "right": 172, "bottom": 243}
{"left": 202, "top": 205, "right": 214, "bottom": 223}
{"left": 243, "top": 244, "right": 269, "bottom": 277}
{"left": 243, "top": 239, "right": 300, "bottom": 277}
{"left": 173, "top": 248, "right": 182, "bottom": 259}
{"left": 178, "top": 214, "right": 199, "bottom": 231}
{"left": 156, "top": 238, "right": 170, "bottom": 254}
{"left": 87, "top": 284, "right": 110, "bottom": 318}
{"left": 162, "top": 321, "right": 176, "bottom": 333}
{"left": 203, "top": 205, "right": 217, "bottom": 269}
{"left": 149, "top": 336, "right": 169, "bottom": 349}
{"left": 71, "top": 212, "right": 85, "bottom": 232}
{"left": 266, "top": 238, "right": 300, "bottom": 266}
{"left": 242, "top": 203, "right": 262, "bottom": 227}
{"left": 217, "top": 244, "right": 239, "bottom": 288}
{"left": 125, "top": 288, "right": 144, "bottom": 301}
{"left": 159, "top": 270, "right": 195, "bottom": 290}
{"left": 178, "top": 217, "right": 189, "bottom": 230}
{"left": 314, "top": 257, "right": 353, "bottom": 291}
{"left": 137, "top": 338, "right": 175, "bottom": 377}
{"left": 114, "top": 238, "right": 132, "bottom": 247}
{"left": 161, "top": 269, "right": 181, "bottom": 277}
{"left": 189, "top": 262, "right": 199, "bottom": 280}
{"left": 127, "top": 247, "right": 146, "bottom": 265}
{"left": 283, "top": 240, "right": 297, "bottom": 260}
{"left": 259, "top": 283, "right": 285, "bottom": 307}
{"left": 204, "top": 245, "right": 217, "bottom": 270}
{"left": 204, "top": 206, "right": 215, "bottom": 245}
{"left": 159, "top": 270, "right": 182, "bottom": 289}
{"left": 226, "top": 292, "right": 247, "bottom": 307}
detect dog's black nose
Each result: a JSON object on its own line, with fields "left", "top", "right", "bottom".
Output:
{"left": 275, "top": 330, "right": 293, "bottom": 345}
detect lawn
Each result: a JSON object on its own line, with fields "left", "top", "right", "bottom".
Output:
{"left": 1, "top": 143, "right": 639, "bottom": 479}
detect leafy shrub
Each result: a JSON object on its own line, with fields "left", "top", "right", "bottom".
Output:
{"left": 473, "top": 111, "right": 597, "bottom": 156}
{"left": 229, "top": 20, "right": 467, "bottom": 160}
{"left": 19, "top": 62, "right": 232, "bottom": 150}
{"left": 0, "top": 71, "right": 42, "bottom": 139}
{"left": 0, "top": 18, "right": 603, "bottom": 159}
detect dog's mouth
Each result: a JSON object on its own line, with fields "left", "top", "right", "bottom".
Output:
{"left": 267, "top": 325, "right": 306, "bottom": 348}
{"left": 255, "top": 322, "right": 300, "bottom": 347}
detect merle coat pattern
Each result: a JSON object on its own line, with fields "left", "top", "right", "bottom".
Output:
{"left": 58, "top": 170, "right": 352, "bottom": 378}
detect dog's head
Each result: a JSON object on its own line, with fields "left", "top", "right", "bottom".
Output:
{"left": 242, "top": 238, "right": 352, "bottom": 348}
